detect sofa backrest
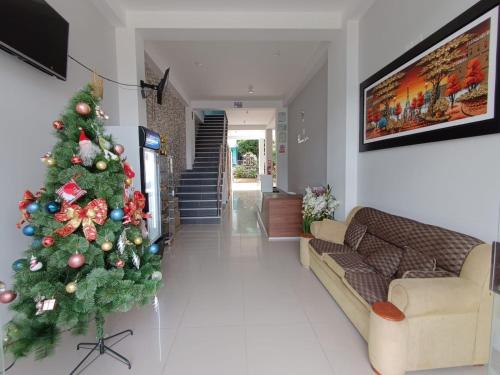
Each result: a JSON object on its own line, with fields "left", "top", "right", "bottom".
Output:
{"left": 350, "top": 207, "right": 483, "bottom": 276}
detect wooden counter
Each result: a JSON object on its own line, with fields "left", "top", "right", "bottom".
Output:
{"left": 257, "top": 191, "right": 303, "bottom": 238}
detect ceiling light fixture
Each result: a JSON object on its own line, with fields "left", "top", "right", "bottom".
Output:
{"left": 194, "top": 62, "right": 203, "bottom": 68}
{"left": 248, "top": 85, "right": 255, "bottom": 94}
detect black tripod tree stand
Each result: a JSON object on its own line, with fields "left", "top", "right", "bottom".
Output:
{"left": 70, "top": 313, "right": 133, "bottom": 374}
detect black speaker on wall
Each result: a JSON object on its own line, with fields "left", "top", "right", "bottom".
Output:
{"left": 490, "top": 242, "right": 500, "bottom": 294}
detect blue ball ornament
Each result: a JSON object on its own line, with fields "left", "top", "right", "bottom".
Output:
{"left": 12, "top": 259, "right": 26, "bottom": 272}
{"left": 148, "top": 243, "right": 160, "bottom": 254}
{"left": 45, "top": 201, "right": 61, "bottom": 214}
{"left": 110, "top": 208, "right": 125, "bottom": 221}
{"left": 22, "top": 224, "right": 35, "bottom": 236}
{"left": 26, "top": 202, "right": 40, "bottom": 214}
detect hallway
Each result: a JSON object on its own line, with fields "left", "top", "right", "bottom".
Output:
{"left": 11, "top": 191, "right": 487, "bottom": 375}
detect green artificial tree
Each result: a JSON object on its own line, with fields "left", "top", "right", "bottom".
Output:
{"left": 1, "top": 85, "right": 162, "bottom": 366}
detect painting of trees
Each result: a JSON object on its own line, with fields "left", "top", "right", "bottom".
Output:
{"left": 371, "top": 72, "right": 405, "bottom": 122}
{"left": 416, "top": 33, "right": 472, "bottom": 117}
{"left": 416, "top": 91, "right": 425, "bottom": 113}
{"left": 464, "top": 58, "right": 485, "bottom": 91}
{"left": 446, "top": 74, "right": 461, "bottom": 107}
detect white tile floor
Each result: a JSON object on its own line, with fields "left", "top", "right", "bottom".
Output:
{"left": 10, "top": 190, "right": 488, "bottom": 375}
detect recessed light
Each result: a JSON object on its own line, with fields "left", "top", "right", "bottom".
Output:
{"left": 248, "top": 85, "right": 255, "bottom": 94}
{"left": 273, "top": 50, "right": 281, "bottom": 57}
{"left": 194, "top": 62, "right": 203, "bottom": 68}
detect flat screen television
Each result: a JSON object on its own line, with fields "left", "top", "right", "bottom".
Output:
{"left": 0, "top": 0, "right": 69, "bottom": 80}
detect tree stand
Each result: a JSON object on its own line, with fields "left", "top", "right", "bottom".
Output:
{"left": 69, "top": 313, "right": 133, "bottom": 374}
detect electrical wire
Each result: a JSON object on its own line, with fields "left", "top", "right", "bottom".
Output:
{"left": 68, "top": 55, "right": 141, "bottom": 88}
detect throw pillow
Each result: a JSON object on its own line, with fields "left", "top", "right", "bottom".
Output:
{"left": 344, "top": 222, "right": 368, "bottom": 250}
{"left": 364, "top": 246, "right": 403, "bottom": 278}
{"left": 402, "top": 269, "right": 455, "bottom": 279}
{"left": 396, "top": 246, "right": 436, "bottom": 278}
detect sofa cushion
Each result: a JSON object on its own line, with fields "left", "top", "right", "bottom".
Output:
{"left": 309, "top": 238, "right": 352, "bottom": 257}
{"left": 344, "top": 222, "right": 367, "bottom": 250}
{"left": 406, "top": 223, "right": 483, "bottom": 275}
{"left": 402, "top": 269, "right": 456, "bottom": 279}
{"left": 344, "top": 272, "right": 391, "bottom": 305}
{"left": 364, "top": 247, "right": 403, "bottom": 278}
{"left": 354, "top": 208, "right": 416, "bottom": 248}
{"left": 396, "top": 246, "right": 436, "bottom": 278}
{"left": 325, "top": 252, "right": 375, "bottom": 278}
{"left": 356, "top": 233, "right": 392, "bottom": 257}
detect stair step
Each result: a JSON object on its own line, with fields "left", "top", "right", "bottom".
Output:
{"left": 177, "top": 192, "right": 220, "bottom": 200}
{"left": 179, "top": 200, "right": 217, "bottom": 209}
{"left": 181, "top": 173, "right": 218, "bottom": 179}
{"left": 179, "top": 178, "right": 219, "bottom": 185}
{"left": 195, "top": 157, "right": 219, "bottom": 161}
{"left": 180, "top": 208, "right": 219, "bottom": 217}
{"left": 181, "top": 217, "right": 221, "bottom": 224}
{"left": 178, "top": 185, "right": 217, "bottom": 193}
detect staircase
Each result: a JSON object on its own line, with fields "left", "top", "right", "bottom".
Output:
{"left": 178, "top": 114, "right": 227, "bottom": 224}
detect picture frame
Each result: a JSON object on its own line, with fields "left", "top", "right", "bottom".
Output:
{"left": 359, "top": 0, "right": 500, "bottom": 152}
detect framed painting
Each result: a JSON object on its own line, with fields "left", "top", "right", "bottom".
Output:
{"left": 359, "top": 0, "right": 499, "bottom": 152}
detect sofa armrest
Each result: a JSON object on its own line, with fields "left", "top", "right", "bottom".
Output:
{"left": 388, "top": 277, "right": 481, "bottom": 317}
{"left": 310, "top": 219, "right": 347, "bottom": 244}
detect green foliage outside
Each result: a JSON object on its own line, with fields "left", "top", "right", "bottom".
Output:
{"left": 236, "top": 139, "right": 258, "bottom": 157}
{"left": 4, "top": 86, "right": 162, "bottom": 361}
{"left": 233, "top": 164, "right": 258, "bottom": 179}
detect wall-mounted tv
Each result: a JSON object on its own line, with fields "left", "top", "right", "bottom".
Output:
{"left": 0, "top": 0, "right": 69, "bottom": 80}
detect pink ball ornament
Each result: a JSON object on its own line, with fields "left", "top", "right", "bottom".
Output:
{"left": 68, "top": 253, "right": 85, "bottom": 269}
{"left": 75, "top": 102, "right": 91, "bottom": 116}
{"left": 0, "top": 290, "right": 17, "bottom": 304}
{"left": 113, "top": 144, "right": 124, "bottom": 155}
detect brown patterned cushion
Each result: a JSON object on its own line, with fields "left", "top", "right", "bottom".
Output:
{"left": 344, "top": 272, "right": 391, "bottom": 305}
{"left": 406, "top": 223, "right": 482, "bottom": 275}
{"left": 352, "top": 208, "right": 417, "bottom": 249}
{"left": 328, "top": 253, "right": 375, "bottom": 273}
{"left": 356, "top": 233, "right": 391, "bottom": 257}
{"left": 396, "top": 246, "right": 436, "bottom": 278}
{"left": 344, "top": 223, "right": 367, "bottom": 250}
{"left": 364, "top": 247, "right": 403, "bottom": 278}
{"left": 309, "top": 239, "right": 352, "bottom": 255}
{"left": 402, "top": 269, "right": 456, "bottom": 279}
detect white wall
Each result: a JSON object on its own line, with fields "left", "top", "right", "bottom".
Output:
{"left": 0, "top": 0, "right": 119, "bottom": 321}
{"left": 358, "top": 0, "right": 500, "bottom": 241}
{"left": 288, "top": 63, "right": 328, "bottom": 194}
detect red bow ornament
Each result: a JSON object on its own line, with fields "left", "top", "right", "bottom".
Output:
{"left": 17, "top": 190, "right": 44, "bottom": 228}
{"left": 54, "top": 198, "right": 108, "bottom": 241}
{"left": 123, "top": 191, "right": 151, "bottom": 226}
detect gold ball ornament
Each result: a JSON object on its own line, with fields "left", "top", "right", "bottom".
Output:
{"left": 75, "top": 102, "right": 91, "bottom": 116}
{"left": 133, "top": 236, "right": 143, "bottom": 246}
{"left": 101, "top": 241, "right": 113, "bottom": 252}
{"left": 46, "top": 157, "right": 56, "bottom": 167}
{"left": 125, "top": 177, "right": 133, "bottom": 186}
{"left": 0, "top": 281, "right": 5, "bottom": 291}
{"left": 96, "top": 161, "right": 107, "bottom": 170}
{"left": 65, "top": 282, "right": 78, "bottom": 294}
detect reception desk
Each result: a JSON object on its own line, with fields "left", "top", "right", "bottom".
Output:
{"left": 257, "top": 190, "right": 303, "bottom": 238}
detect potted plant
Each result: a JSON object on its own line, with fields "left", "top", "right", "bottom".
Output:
{"left": 302, "top": 185, "right": 340, "bottom": 234}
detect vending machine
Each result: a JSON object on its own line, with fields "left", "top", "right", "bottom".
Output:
{"left": 106, "top": 126, "right": 164, "bottom": 244}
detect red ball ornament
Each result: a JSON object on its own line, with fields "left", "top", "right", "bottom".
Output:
{"left": 75, "top": 102, "right": 91, "bottom": 116}
{"left": 0, "top": 290, "right": 17, "bottom": 304}
{"left": 42, "top": 236, "right": 55, "bottom": 247}
{"left": 71, "top": 154, "right": 83, "bottom": 165}
{"left": 115, "top": 259, "right": 125, "bottom": 269}
{"left": 52, "top": 120, "right": 64, "bottom": 130}
{"left": 68, "top": 253, "right": 85, "bottom": 269}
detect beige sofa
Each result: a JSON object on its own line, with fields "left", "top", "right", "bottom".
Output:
{"left": 306, "top": 207, "right": 493, "bottom": 375}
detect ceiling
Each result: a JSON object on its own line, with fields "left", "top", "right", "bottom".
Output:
{"left": 226, "top": 108, "right": 275, "bottom": 127}
{"left": 110, "top": 0, "right": 365, "bottom": 13}
{"left": 145, "top": 40, "right": 324, "bottom": 101}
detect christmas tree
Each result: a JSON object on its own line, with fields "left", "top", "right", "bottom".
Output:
{"left": 1, "top": 85, "right": 162, "bottom": 361}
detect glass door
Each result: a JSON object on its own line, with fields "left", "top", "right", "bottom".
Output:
{"left": 143, "top": 148, "right": 161, "bottom": 243}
